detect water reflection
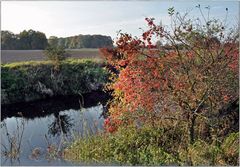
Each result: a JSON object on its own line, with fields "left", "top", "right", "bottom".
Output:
{"left": 1, "top": 106, "right": 105, "bottom": 166}
{"left": 48, "top": 113, "right": 74, "bottom": 137}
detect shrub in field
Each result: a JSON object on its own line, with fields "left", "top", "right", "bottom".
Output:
{"left": 44, "top": 46, "right": 67, "bottom": 61}
{"left": 44, "top": 46, "right": 69, "bottom": 70}
{"left": 100, "top": 6, "right": 239, "bottom": 143}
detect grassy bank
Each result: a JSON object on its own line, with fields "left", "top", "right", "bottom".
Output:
{"left": 63, "top": 124, "right": 239, "bottom": 166}
{"left": 1, "top": 59, "right": 109, "bottom": 104}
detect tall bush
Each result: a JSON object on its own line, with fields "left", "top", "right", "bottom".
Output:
{"left": 100, "top": 6, "right": 239, "bottom": 142}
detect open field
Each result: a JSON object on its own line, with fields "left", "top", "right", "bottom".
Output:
{"left": 1, "top": 49, "right": 101, "bottom": 63}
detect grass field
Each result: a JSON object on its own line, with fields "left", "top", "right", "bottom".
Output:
{"left": 1, "top": 49, "right": 101, "bottom": 63}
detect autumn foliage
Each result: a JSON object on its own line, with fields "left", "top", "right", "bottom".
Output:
{"left": 100, "top": 7, "right": 239, "bottom": 136}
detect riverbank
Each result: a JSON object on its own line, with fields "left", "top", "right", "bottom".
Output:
{"left": 1, "top": 59, "right": 109, "bottom": 104}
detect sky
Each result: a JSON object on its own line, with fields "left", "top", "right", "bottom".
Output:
{"left": 1, "top": 1, "right": 239, "bottom": 39}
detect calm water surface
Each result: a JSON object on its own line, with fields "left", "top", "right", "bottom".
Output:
{"left": 1, "top": 92, "right": 109, "bottom": 166}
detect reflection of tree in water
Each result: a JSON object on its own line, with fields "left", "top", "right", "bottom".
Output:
{"left": 48, "top": 113, "right": 74, "bottom": 137}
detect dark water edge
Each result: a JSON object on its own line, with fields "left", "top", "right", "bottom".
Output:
{"left": 1, "top": 91, "right": 111, "bottom": 166}
{"left": 1, "top": 90, "right": 111, "bottom": 121}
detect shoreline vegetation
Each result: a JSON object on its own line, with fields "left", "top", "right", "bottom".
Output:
{"left": 1, "top": 59, "right": 109, "bottom": 105}
{"left": 63, "top": 125, "right": 239, "bottom": 166}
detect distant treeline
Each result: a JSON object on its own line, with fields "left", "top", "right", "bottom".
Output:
{"left": 48, "top": 35, "right": 113, "bottom": 49}
{"left": 1, "top": 30, "right": 48, "bottom": 50}
{"left": 1, "top": 30, "right": 113, "bottom": 50}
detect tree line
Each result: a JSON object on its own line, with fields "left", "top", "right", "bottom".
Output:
{"left": 1, "top": 30, "right": 113, "bottom": 50}
{"left": 48, "top": 35, "right": 113, "bottom": 49}
{"left": 1, "top": 30, "right": 48, "bottom": 50}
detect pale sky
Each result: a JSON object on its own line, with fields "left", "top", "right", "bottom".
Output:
{"left": 1, "top": 1, "right": 239, "bottom": 39}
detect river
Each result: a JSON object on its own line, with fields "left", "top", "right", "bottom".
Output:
{"left": 1, "top": 91, "right": 110, "bottom": 166}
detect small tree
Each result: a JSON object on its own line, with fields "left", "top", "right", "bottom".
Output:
{"left": 100, "top": 5, "right": 239, "bottom": 143}
{"left": 44, "top": 46, "right": 68, "bottom": 70}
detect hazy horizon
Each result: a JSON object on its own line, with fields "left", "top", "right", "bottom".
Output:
{"left": 2, "top": 1, "right": 239, "bottom": 39}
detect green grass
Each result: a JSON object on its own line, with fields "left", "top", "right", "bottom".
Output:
{"left": 63, "top": 124, "right": 181, "bottom": 165}
{"left": 63, "top": 123, "right": 239, "bottom": 166}
{"left": 2, "top": 58, "right": 101, "bottom": 67}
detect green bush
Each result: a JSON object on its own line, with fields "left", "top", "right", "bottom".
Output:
{"left": 1, "top": 59, "right": 109, "bottom": 104}
{"left": 64, "top": 125, "right": 182, "bottom": 165}
{"left": 44, "top": 46, "right": 67, "bottom": 62}
{"left": 44, "top": 46, "right": 69, "bottom": 70}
